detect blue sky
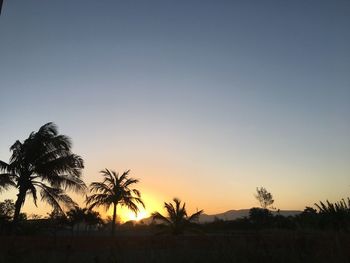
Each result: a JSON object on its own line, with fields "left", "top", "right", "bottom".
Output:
{"left": 0, "top": 0, "right": 349, "bottom": 217}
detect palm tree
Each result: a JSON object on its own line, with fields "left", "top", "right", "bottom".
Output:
{"left": 66, "top": 206, "right": 103, "bottom": 233}
{"left": 67, "top": 206, "right": 88, "bottom": 234}
{"left": 86, "top": 169, "right": 144, "bottom": 235}
{"left": 0, "top": 122, "right": 86, "bottom": 224}
{"left": 152, "top": 198, "right": 203, "bottom": 235}
{"left": 85, "top": 209, "right": 103, "bottom": 231}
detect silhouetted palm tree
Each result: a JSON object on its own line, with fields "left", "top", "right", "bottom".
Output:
{"left": 67, "top": 206, "right": 87, "bottom": 233}
{"left": 66, "top": 206, "right": 103, "bottom": 233}
{"left": 86, "top": 169, "right": 144, "bottom": 235}
{"left": 152, "top": 198, "right": 203, "bottom": 235}
{"left": 0, "top": 122, "right": 86, "bottom": 224}
{"left": 85, "top": 209, "right": 103, "bottom": 231}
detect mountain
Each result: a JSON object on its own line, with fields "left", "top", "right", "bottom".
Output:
{"left": 136, "top": 209, "right": 301, "bottom": 225}
{"left": 198, "top": 209, "right": 301, "bottom": 223}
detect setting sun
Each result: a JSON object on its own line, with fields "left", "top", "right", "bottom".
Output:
{"left": 126, "top": 210, "right": 149, "bottom": 221}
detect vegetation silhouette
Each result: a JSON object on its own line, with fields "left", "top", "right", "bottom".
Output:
{"left": 86, "top": 169, "right": 144, "bottom": 236}
{"left": 0, "top": 122, "right": 86, "bottom": 226}
{"left": 0, "top": 199, "right": 14, "bottom": 233}
{"left": 152, "top": 198, "right": 203, "bottom": 235}
{"left": 248, "top": 207, "right": 273, "bottom": 228}
{"left": 255, "top": 187, "right": 274, "bottom": 209}
{"left": 0, "top": 199, "right": 14, "bottom": 220}
{"left": 0, "top": 174, "right": 15, "bottom": 193}
{"left": 66, "top": 206, "right": 103, "bottom": 233}
{"left": 314, "top": 198, "right": 350, "bottom": 230}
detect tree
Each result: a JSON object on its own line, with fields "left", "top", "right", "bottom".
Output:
{"left": 152, "top": 198, "right": 203, "bottom": 235}
{"left": 0, "top": 199, "right": 15, "bottom": 220}
{"left": 0, "top": 122, "right": 86, "bottom": 224}
{"left": 66, "top": 206, "right": 103, "bottom": 233}
{"left": 85, "top": 209, "right": 103, "bottom": 231}
{"left": 255, "top": 187, "right": 274, "bottom": 209}
{"left": 67, "top": 206, "right": 87, "bottom": 233}
{"left": 248, "top": 207, "right": 272, "bottom": 227}
{"left": 0, "top": 199, "right": 15, "bottom": 234}
{"left": 297, "top": 206, "right": 318, "bottom": 229}
{"left": 86, "top": 169, "right": 144, "bottom": 236}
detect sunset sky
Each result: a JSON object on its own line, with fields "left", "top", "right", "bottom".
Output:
{"left": 0, "top": 1, "right": 349, "bottom": 221}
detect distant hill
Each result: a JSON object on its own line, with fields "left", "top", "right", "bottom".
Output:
{"left": 136, "top": 209, "right": 301, "bottom": 225}
{"left": 198, "top": 209, "right": 301, "bottom": 223}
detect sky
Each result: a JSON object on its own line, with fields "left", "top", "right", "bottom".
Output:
{"left": 0, "top": 0, "right": 349, "bottom": 221}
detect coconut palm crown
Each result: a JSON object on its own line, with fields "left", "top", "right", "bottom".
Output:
{"left": 0, "top": 122, "right": 86, "bottom": 223}
{"left": 152, "top": 198, "right": 203, "bottom": 235}
{"left": 85, "top": 169, "right": 144, "bottom": 235}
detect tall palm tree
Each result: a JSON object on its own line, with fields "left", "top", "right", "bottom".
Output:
{"left": 152, "top": 198, "right": 203, "bottom": 235}
{"left": 86, "top": 169, "right": 144, "bottom": 236}
{"left": 0, "top": 122, "right": 86, "bottom": 224}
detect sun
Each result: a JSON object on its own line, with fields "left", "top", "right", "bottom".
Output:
{"left": 127, "top": 210, "right": 149, "bottom": 221}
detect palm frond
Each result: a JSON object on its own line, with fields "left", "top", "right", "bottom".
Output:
{"left": 119, "top": 170, "right": 130, "bottom": 183}
{"left": 152, "top": 212, "right": 171, "bottom": 225}
{"left": 52, "top": 174, "right": 87, "bottom": 193}
{"left": 86, "top": 193, "right": 113, "bottom": 211}
{"left": 122, "top": 178, "right": 139, "bottom": 188}
{"left": 0, "top": 160, "right": 10, "bottom": 172}
{"left": 27, "top": 183, "right": 38, "bottom": 206}
{"left": 39, "top": 184, "right": 77, "bottom": 214}
{"left": 36, "top": 154, "right": 84, "bottom": 177}
{"left": 0, "top": 173, "right": 16, "bottom": 192}
{"left": 89, "top": 182, "right": 113, "bottom": 194}
{"left": 187, "top": 209, "right": 204, "bottom": 222}
{"left": 38, "top": 122, "right": 57, "bottom": 133}
{"left": 132, "top": 189, "right": 141, "bottom": 197}
{"left": 9, "top": 141, "right": 24, "bottom": 164}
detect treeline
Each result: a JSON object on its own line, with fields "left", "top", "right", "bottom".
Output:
{"left": 0, "top": 201, "right": 104, "bottom": 235}
{"left": 205, "top": 198, "right": 350, "bottom": 233}
{"left": 1, "top": 197, "right": 350, "bottom": 236}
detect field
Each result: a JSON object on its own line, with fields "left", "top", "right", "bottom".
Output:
{"left": 0, "top": 230, "right": 349, "bottom": 263}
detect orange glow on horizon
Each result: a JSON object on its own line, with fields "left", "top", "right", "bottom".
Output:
{"left": 102, "top": 192, "right": 163, "bottom": 223}
{"left": 125, "top": 209, "right": 149, "bottom": 222}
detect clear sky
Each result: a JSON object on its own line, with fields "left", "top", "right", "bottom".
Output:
{"left": 0, "top": 0, "right": 349, "bottom": 221}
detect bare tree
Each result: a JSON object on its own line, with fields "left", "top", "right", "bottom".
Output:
{"left": 255, "top": 187, "right": 274, "bottom": 209}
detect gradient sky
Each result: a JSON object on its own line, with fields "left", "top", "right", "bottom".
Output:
{"left": 0, "top": 0, "right": 349, "bottom": 220}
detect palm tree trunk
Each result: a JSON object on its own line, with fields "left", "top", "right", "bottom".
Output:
{"left": 13, "top": 188, "right": 26, "bottom": 225}
{"left": 112, "top": 203, "right": 117, "bottom": 236}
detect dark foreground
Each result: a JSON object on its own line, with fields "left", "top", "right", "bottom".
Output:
{"left": 0, "top": 230, "right": 349, "bottom": 263}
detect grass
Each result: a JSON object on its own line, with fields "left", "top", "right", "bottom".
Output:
{"left": 0, "top": 230, "right": 349, "bottom": 263}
